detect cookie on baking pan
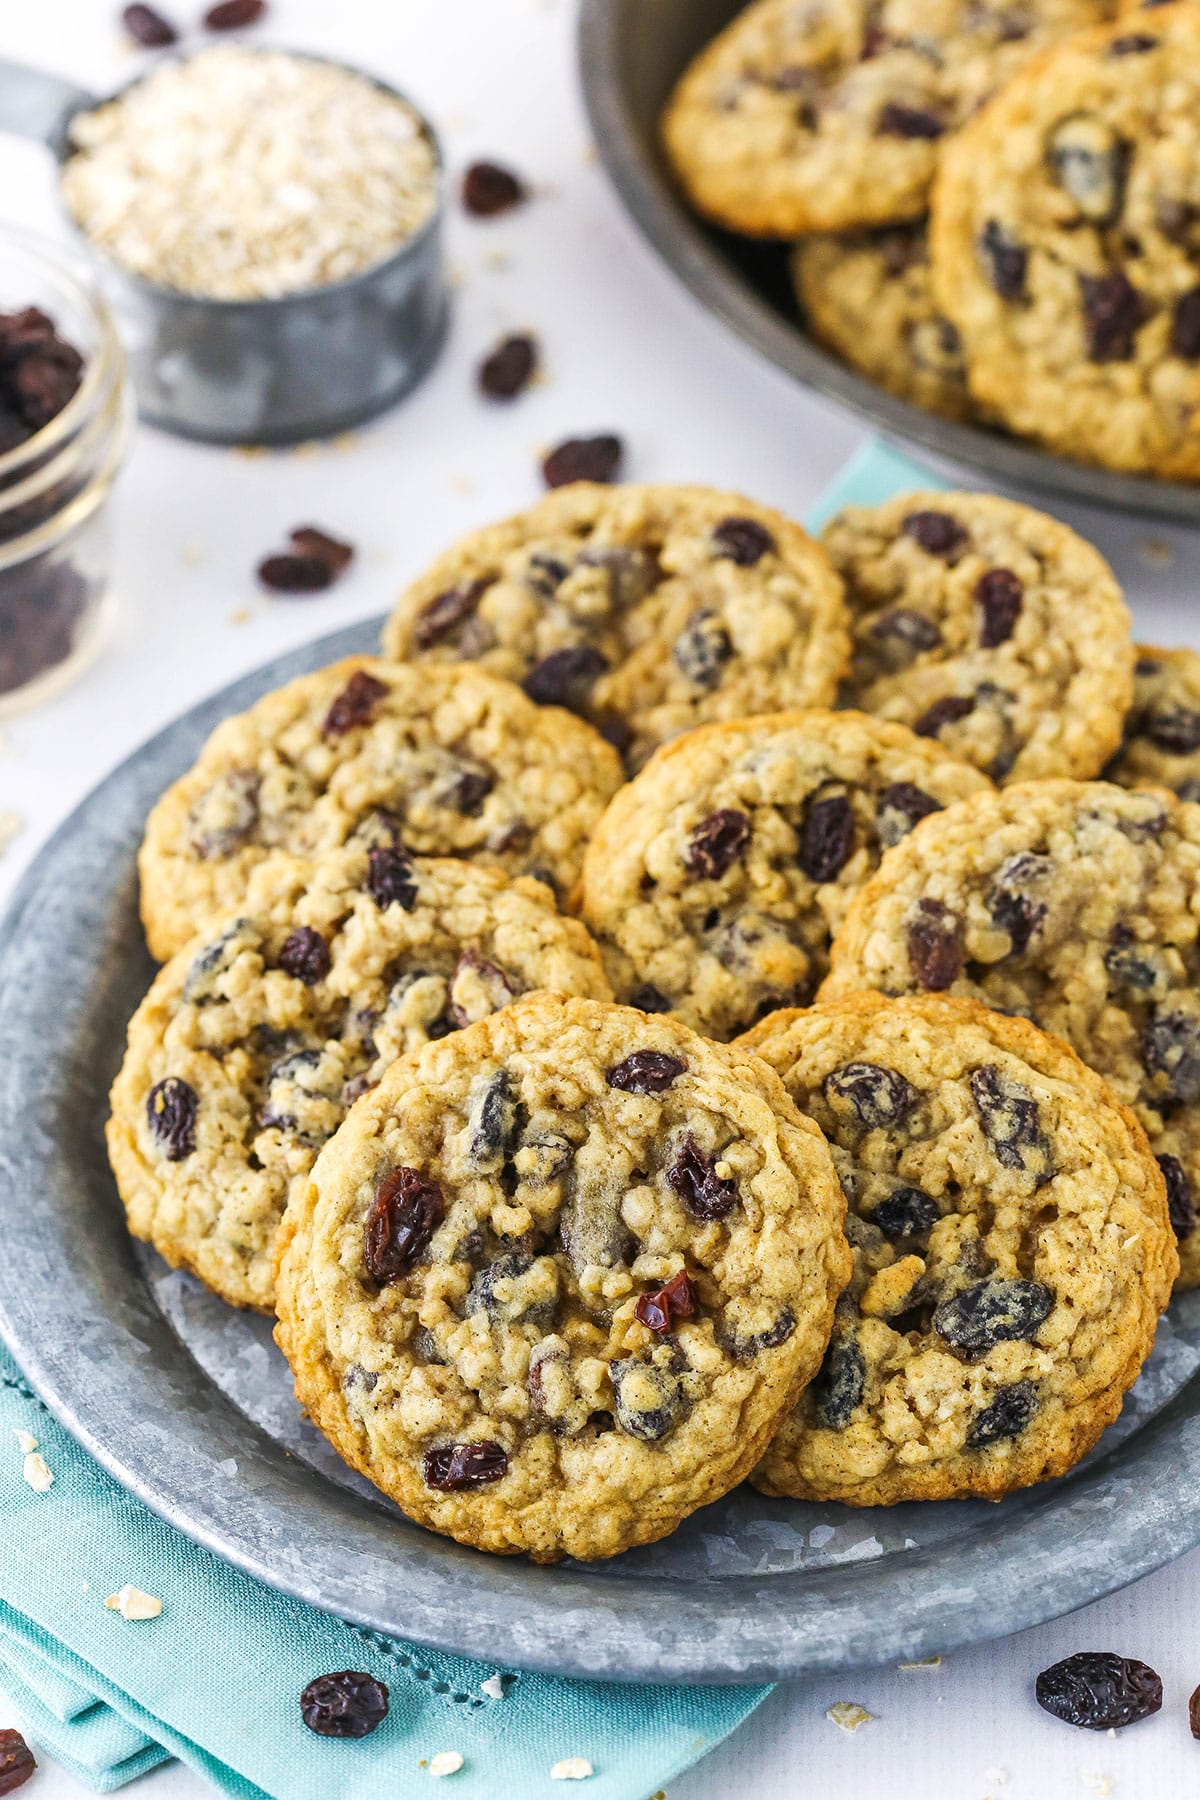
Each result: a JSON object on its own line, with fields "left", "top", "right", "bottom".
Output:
{"left": 273, "top": 992, "right": 851, "bottom": 1561}
{"left": 661, "top": 0, "right": 1114, "bottom": 237}
{"left": 380, "top": 482, "right": 849, "bottom": 772}
{"left": 138, "top": 658, "right": 623, "bottom": 960}
{"left": 930, "top": 6, "right": 1200, "bottom": 477}
{"left": 577, "top": 708, "right": 990, "bottom": 1041}
{"left": 108, "top": 844, "right": 612, "bottom": 1310}
{"left": 820, "top": 778, "right": 1200, "bottom": 1287}
{"left": 822, "top": 490, "right": 1133, "bottom": 781}
{"left": 792, "top": 222, "right": 973, "bottom": 420}
{"left": 1105, "top": 645, "right": 1200, "bottom": 802}
{"left": 737, "top": 992, "right": 1176, "bottom": 1505}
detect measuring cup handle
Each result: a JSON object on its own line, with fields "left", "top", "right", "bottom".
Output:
{"left": 0, "top": 59, "right": 94, "bottom": 148}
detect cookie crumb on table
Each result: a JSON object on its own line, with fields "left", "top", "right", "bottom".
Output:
{"left": 550, "top": 1757, "right": 594, "bottom": 1780}
{"left": 21, "top": 1451, "right": 53, "bottom": 1494}
{"left": 105, "top": 1584, "right": 162, "bottom": 1620}
{"left": 826, "top": 1701, "right": 874, "bottom": 1733}
{"left": 428, "top": 1750, "right": 465, "bottom": 1777}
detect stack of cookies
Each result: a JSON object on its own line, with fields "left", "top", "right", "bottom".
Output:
{"left": 109, "top": 477, "right": 1197, "bottom": 1560}
{"left": 663, "top": 1, "right": 1200, "bottom": 480}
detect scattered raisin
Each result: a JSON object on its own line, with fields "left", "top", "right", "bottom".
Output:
{"left": 412, "top": 578, "right": 488, "bottom": 649}
{"left": 462, "top": 161, "right": 527, "bottom": 217}
{"left": 1191, "top": 1681, "right": 1200, "bottom": 1740}
{"left": 906, "top": 897, "right": 963, "bottom": 989}
{"left": 1157, "top": 1154, "right": 1196, "bottom": 1239}
{"left": 1035, "top": 1652, "right": 1162, "bottom": 1731}
{"left": 976, "top": 568, "right": 1023, "bottom": 647}
{"left": 915, "top": 693, "right": 976, "bottom": 738}
{"left": 1079, "top": 271, "right": 1146, "bottom": 362}
{"left": 479, "top": 332, "right": 538, "bottom": 400}
{"left": 257, "top": 553, "right": 332, "bottom": 593}
{"left": 666, "top": 1133, "right": 737, "bottom": 1221}
{"left": 147, "top": 1077, "right": 198, "bottom": 1160}
{"left": 635, "top": 1268, "right": 696, "bottom": 1332}
{"left": 877, "top": 102, "right": 945, "bottom": 138}
{"left": 523, "top": 643, "right": 607, "bottom": 709}
{"left": 204, "top": 0, "right": 265, "bottom": 26}
{"left": 607, "top": 1050, "right": 687, "bottom": 1094}
{"left": 812, "top": 1335, "right": 865, "bottom": 1429}
{"left": 541, "top": 434, "right": 623, "bottom": 488}
{"left": 121, "top": 3, "right": 178, "bottom": 44}
{"left": 322, "top": 669, "right": 389, "bottom": 735}
{"left": 278, "top": 926, "right": 330, "bottom": 985}
{"left": 300, "top": 1670, "right": 388, "bottom": 1739}
{"left": 902, "top": 510, "right": 968, "bottom": 557}
{"left": 0, "top": 1729, "right": 36, "bottom": 1794}
{"left": 290, "top": 526, "right": 354, "bottom": 577}
{"left": 1172, "top": 288, "right": 1200, "bottom": 360}
{"left": 423, "top": 1440, "right": 509, "bottom": 1489}
{"left": 978, "top": 219, "right": 1028, "bottom": 300}
{"left": 877, "top": 781, "right": 941, "bottom": 849}
{"left": 800, "top": 791, "right": 855, "bottom": 882}
{"left": 710, "top": 516, "right": 776, "bottom": 565}
{"left": 967, "top": 1380, "right": 1037, "bottom": 1447}
{"left": 825, "top": 1060, "right": 917, "bottom": 1128}
{"left": 367, "top": 844, "right": 417, "bottom": 911}
{"left": 685, "top": 808, "right": 751, "bottom": 880}
{"left": 934, "top": 1278, "right": 1053, "bottom": 1356}
{"left": 872, "top": 1185, "right": 940, "bottom": 1238}
{"left": 364, "top": 1166, "right": 444, "bottom": 1281}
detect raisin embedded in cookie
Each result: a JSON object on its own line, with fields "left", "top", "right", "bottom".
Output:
{"left": 108, "top": 846, "right": 612, "bottom": 1310}
{"left": 138, "top": 658, "right": 623, "bottom": 960}
{"left": 661, "top": 0, "right": 1113, "bottom": 237}
{"left": 931, "top": 6, "right": 1200, "bottom": 477}
{"left": 1105, "top": 645, "right": 1200, "bottom": 801}
{"left": 380, "top": 483, "right": 849, "bottom": 773}
{"left": 823, "top": 490, "right": 1133, "bottom": 782}
{"left": 821, "top": 778, "right": 1200, "bottom": 1287}
{"left": 273, "top": 992, "right": 851, "bottom": 1561}
{"left": 737, "top": 992, "right": 1176, "bottom": 1505}
{"left": 793, "top": 222, "right": 974, "bottom": 420}
{"left": 578, "top": 708, "right": 990, "bottom": 1040}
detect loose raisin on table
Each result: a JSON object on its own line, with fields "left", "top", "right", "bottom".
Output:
{"left": 934, "top": 1279, "right": 1053, "bottom": 1355}
{"left": 824, "top": 1060, "right": 917, "bottom": 1128}
{"left": 906, "top": 897, "right": 963, "bottom": 989}
{"left": 204, "top": 0, "right": 265, "bottom": 28}
{"left": 258, "top": 552, "right": 331, "bottom": 593}
{"left": 1190, "top": 1681, "right": 1200, "bottom": 1740}
{"left": 0, "top": 1728, "right": 36, "bottom": 1794}
{"left": 966, "top": 1380, "right": 1037, "bottom": 1447}
{"left": 479, "top": 333, "right": 537, "bottom": 400}
{"left": 299, "top": 1670, "right": 389, "bottom": 1738}
{"left": 290, "top": 525, "right": 354, "bottom": 577}
{"left": 367, "top": 844, "right": 417, "bottom": 911}
{"left": 1157, "top": 1154, "right": 1196, "bottom": 1239}
{"left": 541, "top": 434, "right": 623, "bottom": 488}
{"left": 147, "top": 1076, "right": 198, "bottom": 1160}
{"left": 710, "top": 516, "right": 775, "bottom": 565}
{"left": 607, "top": 1050, "right": 686, "bottom": 1094}
{"left": 666, "top": 1134, "right": 737, "bottom": 1221}
{"left": 685, "top": 808, "right": 750, "bottom": 880}
{"left": 800, "top": 791, "right": 855, "bottom": 882}
{"left": 364, "top": 1167, "right": 444, "bottom": 1282}
{"left": 322, "top": 670, "right": 389, "bottom": 735}
{"left": 278, "top": 926, "right": 330, "bottom": 985}
{"left": 121, "top": 3, "right": 177, "bottom": 44}
{"left": 423, "top": 1441, "right": 509, "bottom": 1489}
{"left": 1035, "top": 1652, "right": 1162, "bottom": 1730}
{"left": 462, "top": 160, "right": 527, "bottom": 217}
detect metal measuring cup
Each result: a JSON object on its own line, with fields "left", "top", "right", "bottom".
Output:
{"left": 0, "top": 50, "right": 449, "bottom": 445}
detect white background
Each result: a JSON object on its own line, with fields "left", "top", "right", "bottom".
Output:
{"left": 1, "top": 2, "right": 1199, "bottom": 1796}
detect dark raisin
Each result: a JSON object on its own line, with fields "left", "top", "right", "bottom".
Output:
{"left": 870, "top": 606, "right": 943, "bottom": 658}
{"left": 462, "top": 160, "right": 526, "bottom": 217}
{"left": 684, "top": 808, "right": 751, "bottom": 880}
{"left": 122, "top": 3, "right": 177, "bottom": 43}
{"left": 467, "top": 1252, "right": 547, "bottom": 1323}
{"left": 630, "top": 983, "right": 671, "bottom": 1013}
{"left": 915, "top": 693, "right": 976, "bottom": 738}
{"left": 452, "top": 764, "right": 495, "bottom": 814}
{"left": 479, "top": 333, "right": 538, "bottom": 400}
{"left": 903, "top": 510, "right": 968, "bottom": 557}
{"left": 0, "top": 1728, "right": 35, "bottom": 1794}
{"left": 878, "top": 102, "right": 945, "bottom": 138}
{"left": 526, "top": 552, "right": 570, "bottom": 597}
{"left": 278, "top": 926, "right": 330, "bottom": 985}
{"left": 523, "top": 643, "right": 608, "bottom": 709}
{"left": 412, "top": 578, "right": 488, "bottom": 649}
{"left": 289, "top": 525, "right": 354, "bottom": 578}
{"left": 257, "top": 552, "right": 332, "bottom": 593}
{"left": 988, "top": 853, "right": 1052, "bottom": 953}
{"left": 673, "top": 610, "right": 732, "bottom": 688}
{"left": 1109, "top": 32, "right": 1158, "bottom": 52}
{"left": 970, "top": 1064, "right": 1053, "bottom": 1180}
{"left": 978, "top": 219, "right": 1027, "bottom": 300}
{"left": 300, "top": 1669, "right": 388, "bottom": 1739}
{"left": 364, "top": 1167, "right": 444, "bottom": 1282}
{"left": 877, "top": 781, "right": 941, "bottom": 849}
{"left": 967, "top": 1380, "right": 1037, "bottom": 1447}
{"left": 1143, "top": 1010, "right": 1200, "bottom": 1104}
{"left": 934, "top": 1278, "right": 1054, "bottom": 1355}
{"left": 976, "top": 568, "right": 1023, "bottom": 647}
{"left": 666, "top": 1133, "right": 737, "bottom": 1221}
{"left": 800, "top": 791, "right": 855, "bottom": 882}
{"left": 1048, "top": 116, "right": 1128, "bottom": 224}
{"left": 541, "top": 434, "right": 623, "bottom": 488}
{"left": 906, "top": 897, "right": 963, "bottom": 989}
{"left": 366, "top": 844, "right": 417, "bottom": 910}
{"left": 812, "top": 1335, "right": 865, "bottom": 1428}
{"left": 1079, "top": 271, "right": 1146, "bottom": 362}
{"left": 1171, "top": 288, "right": 1200, "bottom": 359}
{"left": 1144, "top": 699, "right": 1200, "bottom": 752}
{"left": 1104, "top": 926, "right": 1170, "bottom": 997}
{"left": 204, "top": 0, "right": 265, "bottom": 25}
{"left": 146, "top": 1076, "right": 197, "bottom": 1160}
{"left": 710, "top": 516, "right": 776, "bottom": 565}
{"left": 610, "top": 1358, "right": 682, "bottom": 1440}
{"left": 727, "top": 1305, "right": 796, "bottom": 1362}
{"left": 423, "top": 1441, "right": 509, "bottom": 1490}
{"left": 466, "top": 1070, "right": 519, "bottom": 1168}
{"left": 635, "top": 1268, "right": 696, "bottom": 1333}
{"left": 1035, "top": 1653, "right": 1162, "bottom": 1731}
{"left": 825, "top": 1061, "right": 917, "bottom": 1128}
{"left": 1157, "top": 1154, "right": 1196, "bottom": 1239}
{"left": 322, "top": 669, "right": 389, "bottom": 735}
{"left": 872, "top": 1185, "right": 940, "bottom": 1238}
{"left": 607, "top": 1050, "right": 687, "bottom": 1094}
{"left": 1191, "top": 1681, "right": 1200, "bottom": 1740}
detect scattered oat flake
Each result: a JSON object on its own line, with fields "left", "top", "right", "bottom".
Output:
{"left": 428, "top": 1750, "right": 464, "bottom": 1778}
{"left": 826, "top": 1702, "right": 873, "bottom": 1733}
{"left": 550, "top": 1758, "right": 594, "bottom": 1781}
{"left": 898, "top": 1654, "right": 942, "bottom": 1670}
{"left": 1136, "top": 536, "right": 1176, "bottom": 569}
{"left": 22, "top": 1452, "right": 53, "bottom": 1493}
{"left": 105, "top": 1584, "right": 162, "bottom": 1620}
{"left": 481, "top": 1673, "right": 507, "bottom": 1699}
{"left": 180, "top": 542, "right": 206, "bottom": 567}
{"left": 13, "top": 1430, "right": 37, "bottom": 1455}
{"left": 485, "top": 249, "right": 512, "bottom": 271}
{"left": 228, "top": 607, "right": 252, "bottom": 626}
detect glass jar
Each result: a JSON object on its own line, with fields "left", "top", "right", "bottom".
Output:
{"left": 0, "top": 226, "right": 131, "bottom": 715}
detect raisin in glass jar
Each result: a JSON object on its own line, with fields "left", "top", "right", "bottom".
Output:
{"left": 0, "top": 226, "right": 131, "bottom": 714}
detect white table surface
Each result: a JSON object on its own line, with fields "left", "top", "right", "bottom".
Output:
{"left": 1, "top": 2, "right": 1199, "bottom": 1795}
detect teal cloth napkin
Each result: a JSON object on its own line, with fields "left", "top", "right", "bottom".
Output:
{"left": 0, "top": 436, "right": 941, "bottom": 1800}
